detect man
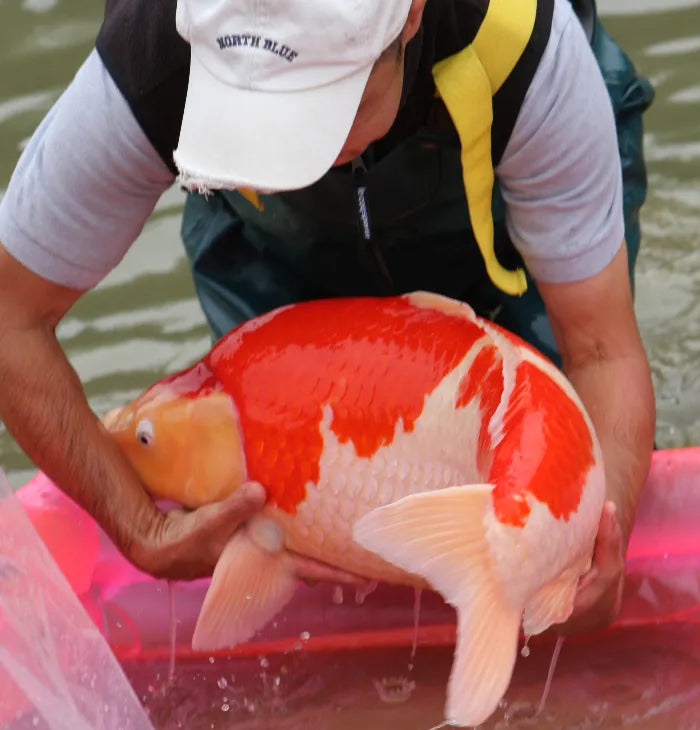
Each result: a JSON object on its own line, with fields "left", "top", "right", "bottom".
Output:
{"left": 0, "top": 0, "right": 655, "bottom": 632}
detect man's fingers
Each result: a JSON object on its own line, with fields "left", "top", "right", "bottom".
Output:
{"left": 205, "top": 481, "right": 267, "bottom": 525}
{"left": 577, "top": 501, "right": 623, "bottom": 591}
{"left": 188, "top": 481, "right": 267, "bottom": 558}
{"left": 556, "top": 501, "right": 626, "bottom": 635}
{"left": 594, "top": 501, "right": 623, "bottom": 564}
{"left": 147, "top": 482, "right": 267, "bottom": 579}
{"left": 574, "top": 564, "right": 599, "bottom": 595}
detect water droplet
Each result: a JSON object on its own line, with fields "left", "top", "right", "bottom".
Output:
{"left": 521, "top": 644, "right": 530, "bottom": 658}
{"left": 208, "top": 656, "right": 215, "bottom": 664}
{"left": 259, "top": 655, "right": 270, "bottom": 668}
{"left": 372, "top": 676, "right": 416, "bottom": 704}
{"left": 221, "top": 703, "right": 230, "bottom": 712}
{"left": 299, "top": 631, "right": 310, "bottom": 641}
{"left": 244, "top": 698, "right": 257, "bottom": 714}
{"left": 355, "top": 581, "right": 378, "bottom": 604}
{"left": 245, "top": 593, "right": 253, "bottom": 600}
{"left": 217, "top": 677, "right": 228, "bottom": 689}
{"left": 332, "top": 585, "right": 344, "bottom": 604}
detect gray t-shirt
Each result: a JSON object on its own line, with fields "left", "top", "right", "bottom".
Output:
{"left": 0, "top": 0, "right": 623, "bottom": 291}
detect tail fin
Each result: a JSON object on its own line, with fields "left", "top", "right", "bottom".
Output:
{"left": 353, "top": 485, "right": 521, "bottom": 727}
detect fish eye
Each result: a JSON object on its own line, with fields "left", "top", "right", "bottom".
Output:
{"left": 135, "top": 419, "right": 154, "bottom": 447}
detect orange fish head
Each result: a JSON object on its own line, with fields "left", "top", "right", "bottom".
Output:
{"left": 101, "top": 384, "right": 247, "bottom": 508}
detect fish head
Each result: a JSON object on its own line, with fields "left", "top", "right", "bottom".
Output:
{"left": 101, "top": 382, "right": 247, "bottom": 508}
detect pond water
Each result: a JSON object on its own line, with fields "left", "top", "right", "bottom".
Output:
{"left": 0, "top": 1, "right": 699, "bottom": 729}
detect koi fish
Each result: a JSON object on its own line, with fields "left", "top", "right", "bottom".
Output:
{"left": 102, "top": 291, "right": 605, "bottom": 727}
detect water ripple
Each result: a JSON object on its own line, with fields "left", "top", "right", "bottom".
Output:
{"left": 669, "top": 85, "right": 700, "bottom": 103}
{"left": 646, "top": 35, "right": 700, "bottom": 56}
{"left": 21, "top": 0, "right": 60, "bottom": 13}
{"left": 18, "top": 21, "right": 99, "bottom": 55}
{"left": 0, "top": 90, "right": 57, "bottom": 125}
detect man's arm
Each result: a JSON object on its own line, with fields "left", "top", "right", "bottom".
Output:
{"left": 0, "top": 247, "right": 372, "bottom": 587}
{"left": 0, "top": 49, "right": 268, "bottom": 577}
{"left": 537, "top": 241, "right": 656, "bottom": 632}
{"left": 0, "top": 47, "right": 371, "bottom": 586}
{"left": 0, "top": 244, "right": 268, "bottom": 578}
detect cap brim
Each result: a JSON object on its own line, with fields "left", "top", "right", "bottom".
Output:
{"left": 173, "top": 51, "right": 373, "bottom": 192}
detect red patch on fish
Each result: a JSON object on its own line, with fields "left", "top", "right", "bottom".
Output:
{"left": 489, "top": 361, "right": 594, "bottom": 526}
{"left": 193, "top": 298, "right": 485, "bottom": 512}
{"left": 456, "top": 344, "right": 504, "bottom": 473}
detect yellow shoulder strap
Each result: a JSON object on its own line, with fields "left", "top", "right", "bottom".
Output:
{"left": 432, "top": 0, "right": 537, "bottom": 296}
{"left": 238, "top": 187, "right": 265, "bottom": 211}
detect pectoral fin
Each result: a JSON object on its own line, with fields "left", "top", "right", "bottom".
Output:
{"left": 192, "top": 519, "right": 298, "bottom": 650}
{"left": 522, "top": 564, "right": 584, "bottom": 637}
{"left": 353, "top": 485, "right": 522, "bottom": 727}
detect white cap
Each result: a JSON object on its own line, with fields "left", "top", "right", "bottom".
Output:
{"left": 174, "top": 0, "right": 412, "bottom": 193}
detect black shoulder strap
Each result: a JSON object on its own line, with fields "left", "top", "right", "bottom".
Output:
{"left": 491, "top": 0, "right": 554, "bottom": 165}
{"left": 570, "top": 0, "right": 597, "bottom": 42}
{"left": 96, "top": 0, "right": 188, "bottom": 175}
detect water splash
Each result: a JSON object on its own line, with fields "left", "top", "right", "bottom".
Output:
{"left": 355, "top": 581, "right": 378, "bottom": 604}
{"left": 372, "top": 676, "right": 416, "bottom": 704}
{"left": 409, "top": 587, "right": 423, "bottom": 670}
{"left": 166, "top": 580, "right": 177, "bottom": 684}
{"left": 536, "top": 635, "right": 566, "bottom": 715}
{"left": 520, "top": 637, "right": 531, "bottom": 658}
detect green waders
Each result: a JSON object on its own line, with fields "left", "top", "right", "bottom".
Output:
{"left": 180, "top": 17, "right": 653, "bottom": 366}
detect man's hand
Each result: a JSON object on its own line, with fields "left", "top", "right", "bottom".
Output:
{"left": 131, "top": 480, "right": 370, "bottom": 587}
{"left": 557, "top": 501, "right": 625, "bottom": 634}
{"left": 0, "top": 248, "right": 269, "bottom": 584}
{"left": 131, "top": 481, "right": 267, "bottom": 579}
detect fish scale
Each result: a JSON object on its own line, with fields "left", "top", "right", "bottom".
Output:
{"left": 268, "top": 352, "right": 494, "bottom": 582}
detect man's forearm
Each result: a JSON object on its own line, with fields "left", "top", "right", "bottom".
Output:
{"left": 0, "top": 317, "right": 162, "bottom": 561}
{"left": 566, "top": 351, "right": 655, "bottom": 545}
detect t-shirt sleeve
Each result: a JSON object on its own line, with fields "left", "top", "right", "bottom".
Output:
{"left": 495, "top": 0, "right": 625, "bottom": 284}
{"left": 0, "top": 49, "right": 174, "bottom": 290}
